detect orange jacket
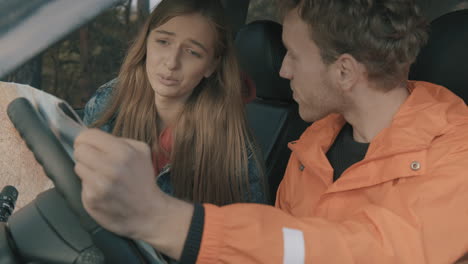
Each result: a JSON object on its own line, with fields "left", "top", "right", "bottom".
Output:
{"left": 197, "top": 81, "right": 468, "bottom": 264}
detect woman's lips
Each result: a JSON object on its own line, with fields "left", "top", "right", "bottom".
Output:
{"left": 157, "top": 74, "right": 179, "bottom": 86}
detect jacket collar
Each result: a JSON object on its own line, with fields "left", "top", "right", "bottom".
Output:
{"left": 288, "top": 81, "right": 468, "bottom": 191}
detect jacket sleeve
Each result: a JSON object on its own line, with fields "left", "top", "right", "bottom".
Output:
{"left": 244, "top": 147, "right": 268, "bottom": 204}
{"left": 82, "top": 78, "right": 117, "bottom": 128}
{"left": 195, "top": 145, "right": 468, "bottom": 263}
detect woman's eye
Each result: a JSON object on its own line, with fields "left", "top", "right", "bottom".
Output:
{"left": 187, "top": 49, "right": 202, "bottom": 58}
{"left": 156, "top": 39, "right": 169, "bottom": 45}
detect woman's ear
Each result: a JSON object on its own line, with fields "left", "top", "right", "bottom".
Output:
{"left": 204, "top": 57, "right": 220, "bottom": 78}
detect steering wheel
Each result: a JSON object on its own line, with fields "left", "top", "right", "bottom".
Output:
{"left": 1, "top": 97, "right": 157, "bottom": 263}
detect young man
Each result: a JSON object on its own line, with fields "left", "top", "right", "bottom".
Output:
{"left": 74, "top": 0, "right": 468, "bottom": 263}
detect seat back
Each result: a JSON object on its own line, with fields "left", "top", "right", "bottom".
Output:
{"left": 235, "top": 20, "right": 309, "bottom": 203}
{"left": 409, "top": 11, "right": 468, "bottom": 263}
{"left": 410, "top": 9, "right": 468, "bottom": 102}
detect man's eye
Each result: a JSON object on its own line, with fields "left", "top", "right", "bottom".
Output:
{"left": 286, "top": 50, "right": 295, "bottom": 60}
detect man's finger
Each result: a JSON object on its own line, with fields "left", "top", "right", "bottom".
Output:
{"left": 74, "top": 143, "right": 113, "bottom": 174}
{"left": 121, "top": 138, "right": 152, "bottom": 156}
{"left": 75, "top": 129, "right": 151, "bottom": 158}
{"left": 75, "top": 161, "right": 92, "bottom": 180}
{"left": 75, "top": 162, "right": 110, "bottom": 194}
{"left": 75, "top": 128, "right": 125, "bottom": 155}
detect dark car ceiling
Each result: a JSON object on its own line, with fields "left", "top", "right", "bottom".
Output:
{"left": 0, "top": 0, "right": 122, "bottom": 78}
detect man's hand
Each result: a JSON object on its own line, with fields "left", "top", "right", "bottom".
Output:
{"left": 74, "top": 129, "right": 193, "bottom": 259}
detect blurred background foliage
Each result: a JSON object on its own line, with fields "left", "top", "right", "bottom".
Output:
{"left": 3, "top": 0, "right": 149, "bottom": 108}
{"left": 247, "top": 0, "right": 279, "bottom": 23}
{"left": 3, "top": 0, "right": 468, "bottom": 109}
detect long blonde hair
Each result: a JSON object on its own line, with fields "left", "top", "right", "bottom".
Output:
{"left": 93, "top": 0, "right": 265, "bottom": 205}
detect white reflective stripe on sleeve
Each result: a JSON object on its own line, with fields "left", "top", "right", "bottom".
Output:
{"left": 282, "top": 227, "right": 305, "bottom": 264}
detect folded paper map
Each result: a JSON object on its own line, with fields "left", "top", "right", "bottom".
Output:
{"left": 0, "top": 81, "right": 86, "bottom": 209}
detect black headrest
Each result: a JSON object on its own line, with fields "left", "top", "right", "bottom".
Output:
{"left": 409, "top": 9, "right": 468, "bottom": 103}
{"left": 235, "top": 20, "right": 293, "bottom": 102}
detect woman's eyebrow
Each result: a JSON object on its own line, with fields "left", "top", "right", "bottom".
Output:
{"left": 154, "top": 30, "right": 208, "bottom": 53}
{"left": 189, "top": 39, "right": 208, "bottom": 53}
{"left": 155, "top": 30, "right": 175, "bottom": 36}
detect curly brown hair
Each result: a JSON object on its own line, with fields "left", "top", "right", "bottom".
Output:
{"left": 279, "top": 0, "right": 429, "bottom": 90}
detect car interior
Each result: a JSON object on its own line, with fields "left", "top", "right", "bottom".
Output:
{"left": 0, "top": 0, "right": 467, "bottom": 263}
{"left": 409, "top": 8, "right": 468, "bottom": 103}
{"left": 235, "top": 19, "right": 310, "bottom": 202}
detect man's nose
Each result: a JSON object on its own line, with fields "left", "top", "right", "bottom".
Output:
{"left": 279, "top": 56, "right": 292, "bottom": 80}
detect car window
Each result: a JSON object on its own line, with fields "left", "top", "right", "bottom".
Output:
{"left": 246, "top": 0, "right": 468, "bottom": 24}
{"left": 247, "top": 0, "right": 279, "bottom": 23}
{"left": 3, "top": 0, "right": 468, "bottom": 110}
{"left": 2, "top": 0, "right": 159, "bottom": 110}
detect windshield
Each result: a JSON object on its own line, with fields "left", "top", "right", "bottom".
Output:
{"left": 0, "top": 0, "right": 120, "bottom": 78}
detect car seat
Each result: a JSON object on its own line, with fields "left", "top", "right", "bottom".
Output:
{"left": 410, "top": 9, "right": 468, "bottom": 102}
{"left": 409, "top": 10, "right": 468, "bottom": 262}
{"left": 235, "top": 20, "right": 309, "bottom": 204}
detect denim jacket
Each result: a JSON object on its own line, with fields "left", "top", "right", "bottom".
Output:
{"left": 83, "top": 80, "right": 267, "bottom": 204}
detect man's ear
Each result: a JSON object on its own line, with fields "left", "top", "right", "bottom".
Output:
{"left": 204, "top": 57, "right": 220, "bottom": 78}
{"left": 333, "top": 53, "right": 363, "bottom": 92}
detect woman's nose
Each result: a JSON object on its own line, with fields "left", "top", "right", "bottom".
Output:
{"left": 164, "top": 48, "right": 180, "bottom": 70}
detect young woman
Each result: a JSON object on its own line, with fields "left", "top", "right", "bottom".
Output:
{"left": 83, "top": 0, "right": 267, "bottom": 205}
